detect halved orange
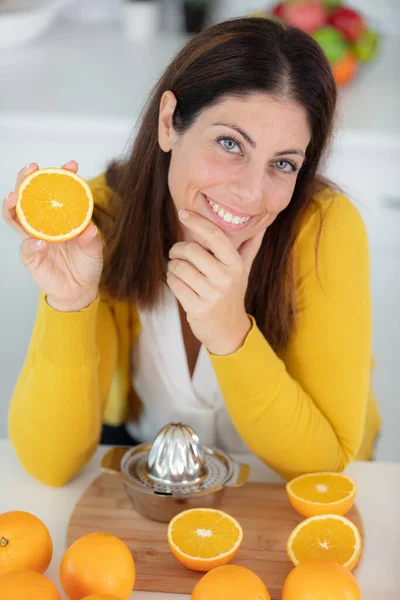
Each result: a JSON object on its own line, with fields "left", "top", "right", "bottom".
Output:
{"left": 167, "top": 508, "right": 243, "bottom": 572}
{"left": 287, "top": 514, "right": 362, "bottom": 571}
{"left": 286, "top": 472, "right": 357, "bottom": 517}
{"left": 16, "top": 168, "right": 93, "bottom": 242}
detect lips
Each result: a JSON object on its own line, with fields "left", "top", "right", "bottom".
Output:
{"left": 204, "top": 194, "right": 255, "bottom": 219}
{"left": 207, "top": 199, "right": 250, "bottom": 225}
{"left": 202, "top": 194, "right": 255, "bottom": 232}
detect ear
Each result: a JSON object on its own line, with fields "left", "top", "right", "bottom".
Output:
{"left": 158, "top": 90, "right": 178, "bottom": 152}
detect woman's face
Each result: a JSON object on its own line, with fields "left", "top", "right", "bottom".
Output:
{"left": 158, "top": 91, "right": 311, "bottom": 249}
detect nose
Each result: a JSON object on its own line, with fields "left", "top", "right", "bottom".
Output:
{"left": 227, "top": 161, "right": 265, "bottom": 206}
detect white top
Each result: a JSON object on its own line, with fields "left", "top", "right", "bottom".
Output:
{"left": 126, "top": 283, "right": 250, "bottom": 454}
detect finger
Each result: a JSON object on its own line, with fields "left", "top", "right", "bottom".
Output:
{"left": 169, "top": 241, "right": 223, "bottom": 284}
{"left": 75, "top": 223, "right": 102, "bottom": 258}
{"left": 238, "top": 231, "right": 265, "bottom": 274}
{"left": 166, "top": 271, "right": 201, "bottom": 314}
{"left": 167, "top": 259, "right": 212, "bottom": 298}
{"left": 15, "top": 163, "right": 39, "bottom": 190}
{"left": 2, "top": 191, "right": 31, "bottom": 239}
{"left": 2, "top": 191, "right": 17, "bottom": 221}
{"left": 61, "top": 159, "right": 79, "bottom": 173}
{"left": 178, "top": 210, "right": 238, "bottom": 266}
{"left": 20, "top": 237, "right": 48, "bottom": 269}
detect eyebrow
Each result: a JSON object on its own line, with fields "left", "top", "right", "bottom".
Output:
{"left": 212, "top": 122, "right": 306, "bottom": 158}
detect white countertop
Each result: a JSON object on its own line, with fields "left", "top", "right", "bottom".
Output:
{"left": 0, "top": 439, "right": 399, "bottom": 599}
{"left": 0, "top": 19, "right": 399, "bottom": 140}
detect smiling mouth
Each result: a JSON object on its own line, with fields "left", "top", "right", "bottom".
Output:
{"left": 203, "top": 195, "right": 253, "bottom": 225}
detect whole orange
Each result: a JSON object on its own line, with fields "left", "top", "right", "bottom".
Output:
{"left": 282, "top": 560, "right": 361, "bottom": 599}
{"left": 60, "top": 533, "right": 135, "bottom": 600}
{"left": 0, "top": 569, "right": 61, "bottom": 599}
{"left": 82, "top": 596, "right": 123, "bottom": 600}
{"left": 332, "top": 52, "right": 358, "bottom": 86}
{"left": 191, "top": 565, "right": 270, "bottom": 599}
{"left": 0, "top": 511, "right": 53, "bottom": 575}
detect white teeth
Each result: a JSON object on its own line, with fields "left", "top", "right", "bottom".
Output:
{"left": 206, "top": 197, "right": 251, "bottom": 224}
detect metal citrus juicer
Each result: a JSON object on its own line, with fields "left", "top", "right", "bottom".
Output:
{"left": 101, "top": 423, "right": 250, "bottom": 522}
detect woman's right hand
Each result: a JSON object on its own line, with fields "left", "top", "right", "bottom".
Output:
{"left": 2, "top": 160, "right": 104, "bottom": 312}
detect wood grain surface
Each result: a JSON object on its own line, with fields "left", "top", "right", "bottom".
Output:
{"left": 67, "top": 472, "right": 364, "bottom": 599}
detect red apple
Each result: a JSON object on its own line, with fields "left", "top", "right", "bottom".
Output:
{"left": 272, "top": 3, "right": 286, "bottom": 19}
{"left": 327, "top": 7, "right": 365, "bottom": 43}
{"left": 280, "top": 0, "right": 328, "bottom": 34}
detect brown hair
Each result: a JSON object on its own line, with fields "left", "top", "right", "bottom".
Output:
{"left": 99, "top": 17, "right": 337, "bottom": 350}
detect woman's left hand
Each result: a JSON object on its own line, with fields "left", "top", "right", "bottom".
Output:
{"left": 166, "top": 209, "right": 264, "bottom": 355}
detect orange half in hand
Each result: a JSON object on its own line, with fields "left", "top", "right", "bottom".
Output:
{"left": 286, "top": 472, "right": 357, "bottom": 517}
{"left": 16, "top": 168, "right": 94, "bottom": 242}
{"left": 167, "top": 508, "right": 243, "bottom": 572}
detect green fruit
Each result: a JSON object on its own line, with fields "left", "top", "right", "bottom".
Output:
{"left": 353, "top": 27, "right": 379, "bottom": 62}
{"left": 312, "top": 26, "right": 349, "bottom": 64}
{"left": 320, "top": 0, "right": 342, "bottom": 9}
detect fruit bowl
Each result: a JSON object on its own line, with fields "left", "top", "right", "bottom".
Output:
{"left": 251, "top": 0, "right": 379, "bottom": 86}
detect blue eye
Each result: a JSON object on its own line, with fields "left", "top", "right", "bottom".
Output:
{"left": 275, "top": 159, "right": 298, "bottom": 174}
{"left": 216, "top": 135, "right": 299, "bottom": 174}
{"left": 216, "top": 135, "right": 241, "bottom": 153}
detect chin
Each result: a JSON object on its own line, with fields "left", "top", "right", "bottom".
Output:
{"left": 230, "top": 229, "right": 252, "bottom": 248}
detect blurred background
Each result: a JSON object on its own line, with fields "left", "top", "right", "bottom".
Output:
{"left": 0, "top": 0, "right": 399, "bottom": 461}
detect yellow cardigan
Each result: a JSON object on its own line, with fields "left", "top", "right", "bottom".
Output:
{"left": 8, "top": 174, "right": 382, "bottom": 486}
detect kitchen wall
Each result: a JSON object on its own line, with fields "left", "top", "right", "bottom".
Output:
{"left": 1, "top": 1, "right": 400, "bottom": 462}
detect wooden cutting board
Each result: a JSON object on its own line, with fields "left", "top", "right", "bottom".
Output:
{"left": 67, "top": 473, "right": 364, "bottom": 599}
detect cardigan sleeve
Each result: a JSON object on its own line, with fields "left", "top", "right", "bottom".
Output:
{"left": 208, "top": 193, "right": 372, "bottom": 480}
{"left": 8, "top": 177, "right": 118, "bottom": 487}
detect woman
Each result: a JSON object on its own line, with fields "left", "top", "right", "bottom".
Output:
{"left": 4, "top": 18, "right": 381, "bottom": 487}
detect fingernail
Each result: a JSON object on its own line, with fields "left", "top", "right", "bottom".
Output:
{"left": 6, "top": 192, "right": 13, "bottom": 201}
{"left": 178, "top": 209, "right": 189, "bottom": 220}
{"left": 35, "top": 239, "right": 43, "bottom": 247}
{"left": 92, "top": 225, "right": 97, "bottom": 238}
{"left": 28, "top": 163, "right": 36, "bottom": 169}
